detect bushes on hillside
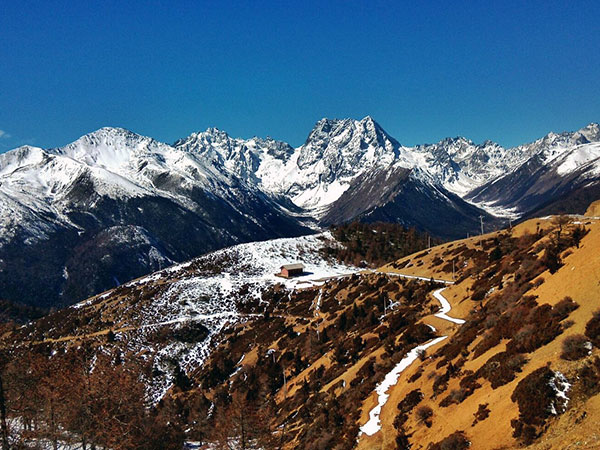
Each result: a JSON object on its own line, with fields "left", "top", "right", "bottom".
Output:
{"left": 415, "top": 405, "right": 434, "bottom": 427}
{"left": 511, "top": 366, "right": 570, "bottom": 445}
{"left": 477, "top": 352, "right": 528, "bottom": 389}
{"left": 561, "top": 335, "right": 592, "bottom": 360}
{"left": 578, "top": 356, "right": 600, "bottom": 396}
{"left": 429, "top": 431, "right": 470, "bottom": 450}
{"left": 472, "top": 403, "right": 490, "bottom": 426}
{"left": 325, "top": 222, "right": 440, "bottom": 267}
{"left": 585, "top": 309, "right": 600, "bottom": 346}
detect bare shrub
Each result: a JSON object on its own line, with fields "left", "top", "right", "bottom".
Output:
{"left": 415, "top": 405, "right": 433, "bottom": 427}
{"left": 511, "top": 366, "right": 570, "bottom": 444}
{"left": 585, "top": 310, "right": 600, "bottom": 346}
{"left": 561, "top": 335, "right": 592, "bottom": 361}
{"left": 578, "top": 356, "right": 600, "bottom": 396}
{"left": 430, "top": 431, "right": 471, "bottom": 450}
{"left": 553, "top": 296, "right": 579, "bottom": 320}
{"left": 472, "top": 403, "right": 490, "bottom": 426}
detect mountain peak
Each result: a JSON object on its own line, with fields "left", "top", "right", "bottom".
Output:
{"left": 51, "top": 127, "right": 165, "bottom": 171}
{"left": 360, "top": 115, "right": 377, "bottom": 125}
{"left": 203, "top": 126, "right": 229, "bottom": 137}
{"left": 578, "top": 122, "right": 600, "bottom": 142}
{"left": 83, "top": 126, "right": 145, "bottom": 141}
{"left": 0, "top": 145, "right": 47, "bottom": 172}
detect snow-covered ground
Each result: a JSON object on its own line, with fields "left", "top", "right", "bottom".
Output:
{"left": 91, "top": 232, "right": 358, "bottom": 402}
{"left": 359, "top": 285, "right": 463, "bottom": 437}
{"left": 433, "top": 288, "right": 466, "bottom": 325}
{"left": 360, "top": 336, "right": 448, "bottom": 436}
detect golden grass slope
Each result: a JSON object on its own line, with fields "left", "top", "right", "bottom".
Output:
{"left": 359, "top": 215, "right": 600, "bottom": 449}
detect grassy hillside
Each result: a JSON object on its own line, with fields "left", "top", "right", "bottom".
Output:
{"left": 362, "top": 214, "right": 600, "bottom": 449}
{"left": 1, "top": 212, "right": 599, "bottom": 448}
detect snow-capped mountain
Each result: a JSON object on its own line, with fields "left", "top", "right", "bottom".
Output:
{"left": 173, "top": 117, "right": 600, "bottom": 222}
{"left": 1, "top": 118, "right": 599, "bottom": 310}
{"left": 467, "top": 123, "right": 600, "bottom": 216}
{"left": 0, "top": 128, "right": 312, "bottom": 309}
{"left": 173, "top": 117, "right": 403, "bottom": 213}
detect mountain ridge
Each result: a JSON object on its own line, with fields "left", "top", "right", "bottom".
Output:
{"left": 1, "top": 118, "right": 600, "bottom": 309}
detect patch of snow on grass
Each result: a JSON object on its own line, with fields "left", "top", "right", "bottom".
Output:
{"left": 127, "top": 232, "right": 357, "bottom": 401}
{"left": 433, "top": 288, "right": 465, "bottom": 324}
{"left": 360, "top": 336, "right": 448, "bottom": 436}
{"left": 548, "top": 371, "right": 571, "bottom": 415}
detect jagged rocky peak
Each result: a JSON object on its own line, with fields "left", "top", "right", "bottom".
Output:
{"left": 417, "top": 136, "right": 474, "bottom": 160}
{"left": 575, "top": 122, "right": 600, "bottom": 143}
{"left": 297, "top": 116, "right": 400, "bottom": 170}
{"left": 175, "top": 127, "right": 294, "bottom": 161}
{"left": 173, "top": 127, "right": 234, "bottom": 162}
{"left": 534, "top": 123, "right": 600, "bottom": 149}
{"left": 176, "top": 127, "right": 231, "bottom": 148}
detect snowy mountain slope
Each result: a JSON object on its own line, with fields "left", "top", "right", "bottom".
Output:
{"left": 173, "top": 117, "right": 405, "bottom": 213}
{"left": 411, "top": 137, "right": 531, "bottom": 197}
{"left": 321, "top": 164, "right": 501, "bottom": 239}
{"left": 170, "top": 117, "right": 525, "bottom": 221}
{"left": 2, "top": 119, "right": 600, "bottom": 311}
{"left": 174, "top": 118, "right": 600, "bottom": 221}
{"left": 10, "top": 232, "right": 357, "bottom": 402}
{"left": 467, "top": 125, "right": 600, "bottom": 216}
{"left": 0, "top": 128, "right": 312, "bottom": 309}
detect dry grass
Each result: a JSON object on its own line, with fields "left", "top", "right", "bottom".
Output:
{"left": 357, "top": 217, "right": 600, "bottom": 449}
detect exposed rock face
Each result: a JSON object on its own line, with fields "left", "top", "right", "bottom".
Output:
{"left": 2, "top": 120, "right": 600, "bottom": 309}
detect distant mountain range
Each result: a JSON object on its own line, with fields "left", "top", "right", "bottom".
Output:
{"left": 1, "top": 118, "right": 599, "bottom": 308}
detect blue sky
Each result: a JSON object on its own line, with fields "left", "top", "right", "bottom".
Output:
{"left": 0, "top": 0, "right": 598, "bottom": 152}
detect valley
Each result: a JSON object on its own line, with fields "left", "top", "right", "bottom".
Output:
{"left": 1, "top": 208, "right": 599, "bottom": 448}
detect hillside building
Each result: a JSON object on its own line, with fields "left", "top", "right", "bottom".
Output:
{"left": 278, "top": 263, "right": 305, "bottom": 278}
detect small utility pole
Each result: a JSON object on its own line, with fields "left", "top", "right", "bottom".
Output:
{"left": 428, "top": 235, "right": 431, "bottom": 249}
{"left": 479, "top": 215, "right": 484, "bottom": 236}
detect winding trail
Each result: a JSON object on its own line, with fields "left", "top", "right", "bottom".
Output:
{"left": 371, "top": 270, "right": 454, "bottom": 285}
{"left": 433, "top": 288, "right": 466, "bottom": 324}
{"left": 359, "top": 284, "right": 464, "bottom": 437}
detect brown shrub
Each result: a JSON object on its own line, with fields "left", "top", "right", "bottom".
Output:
{"left": 429, "top": 431, "right": 470, "bottom": 450}
{"left": 477, "top": 352, "right": 527, "bottom": 389}
{"left": 415, "top": 405, "right": 433, "bottom": 427}
{"left": 439, "top": 388, "right": 467, "bottom": 407}
{"left": 511, "top": 366, "right": 570, "bottom": 444}
{"left": 561, "top": 335, "right": 592, "bottom": 360}
{"left": 585, "top": 310, "right": 600, "bottom": 346}
{"left": 552, "top": 296, "right": 579, "bottom": 320}
{"left": 432, "top": 372, "right": 449, "bottom": 397}
{"left": 408, "top": 367, "right": 423, "bottom": 383}
{"left": 397, "top": 389, "right": 423, "bottom": 414}
{"left": 472, "top": 403, "right": 490, "bottom": 426}
{"left": 578, "top": 356, "right": 600, "bottom": 396}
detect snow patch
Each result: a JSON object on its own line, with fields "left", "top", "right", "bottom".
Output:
{"left": 359, "top": 336, "right": 448, "bottom": 436}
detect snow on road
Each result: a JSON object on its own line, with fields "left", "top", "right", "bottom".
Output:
{"left": 433, "top": 288, "right": 466, "bottom": 324}
{"left": 374, "top": 270, "right": 454, "bottom": 285}
{"left": 359, "top": 284, "right": 463, "bottom": 437}
{"left": 360, "top": 336, "right": 448, "bottom": 436}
